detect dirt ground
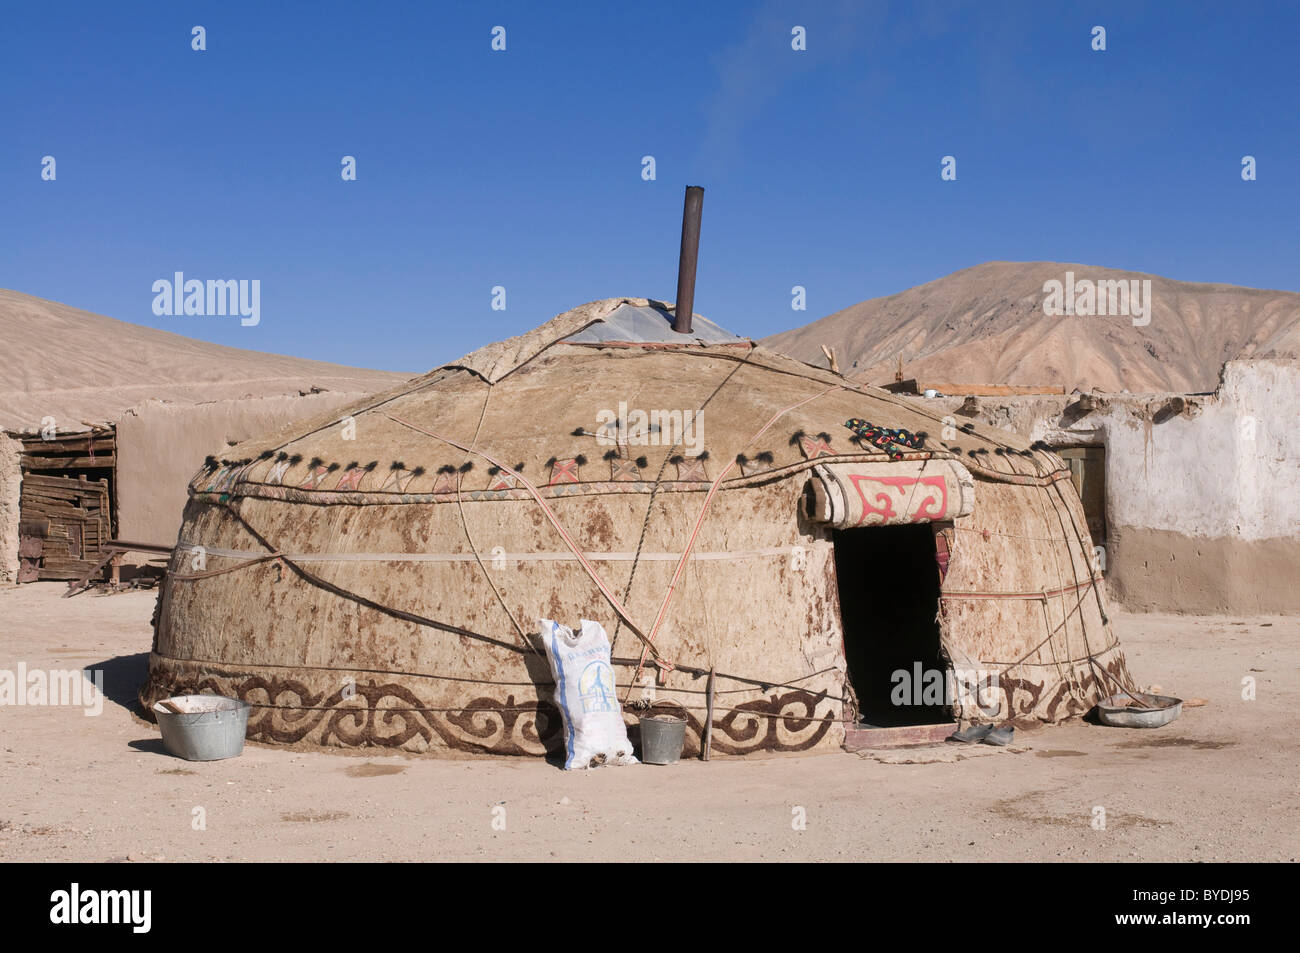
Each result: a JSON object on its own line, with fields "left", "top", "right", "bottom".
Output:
{"left": 1, "top": 582, "right": 1295, "bottom": 863}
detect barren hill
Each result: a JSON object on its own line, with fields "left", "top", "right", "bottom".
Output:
{"left": 763, "top": 262, "right": 1300, "bottom": 393}
{"left": 0, "top": 289, "right": 411, "bottom": 432}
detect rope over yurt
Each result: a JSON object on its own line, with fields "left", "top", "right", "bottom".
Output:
{"left": 142, "top": 296, "right": 1139, "bottom": 757}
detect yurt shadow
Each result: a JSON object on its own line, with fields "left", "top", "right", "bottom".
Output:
{"left": 86, "top": 651, "right": 150, "bottom": 715}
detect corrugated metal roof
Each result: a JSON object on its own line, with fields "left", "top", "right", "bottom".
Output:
{"left": 563, "top": 304, "right": 743, "bottom": 344}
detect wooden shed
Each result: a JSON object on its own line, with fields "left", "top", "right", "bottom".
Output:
{"left": 15, "top": 428, "right": 116, "bottom": 582}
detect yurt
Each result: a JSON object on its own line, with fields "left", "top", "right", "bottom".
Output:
{"left": 142, "top": 296, "right": 1138, "bottom": 759}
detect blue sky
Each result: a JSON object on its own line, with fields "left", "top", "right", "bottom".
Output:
{"left": 3, "top": 1, "right": 1296, "bottom": 373}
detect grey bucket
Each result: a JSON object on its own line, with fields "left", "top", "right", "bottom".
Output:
{"left": 638, "top": 712, "right": 687, "bottom": 765}
{"left": 153, "top": 694, "right": 251, "bottom": 761}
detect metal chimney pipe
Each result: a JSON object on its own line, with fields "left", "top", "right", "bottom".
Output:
{"left": 673, "top": 185, "right": 704, "bottom": 334}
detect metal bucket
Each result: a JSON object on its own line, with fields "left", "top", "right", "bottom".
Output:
{"left": 638, "top": 712, "right": 687, "bottom": 765}
{"left": 152, "top": 694, "right": 251, "bottom": 761}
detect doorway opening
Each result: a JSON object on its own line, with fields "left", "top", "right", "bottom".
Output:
{"left": 833, "top": 523, "right": 950, "bottom": 727}
{"left": 1057, "top": 445, "right": 1107, "bottom": 553}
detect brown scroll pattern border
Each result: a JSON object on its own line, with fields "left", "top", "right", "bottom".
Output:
{"left": 140, "top": 667, "right": 839, "bottom": 757}
{"left": 992, "top": 654, "right": 1132, "bottom": 728}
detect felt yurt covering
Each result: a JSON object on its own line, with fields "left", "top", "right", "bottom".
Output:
{"left": 143, "top": 298, "right": 1137, "bottom": 758}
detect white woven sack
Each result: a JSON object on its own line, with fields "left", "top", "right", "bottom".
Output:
{"left": 540, "top": 619, "right": 638, "bottom": 770}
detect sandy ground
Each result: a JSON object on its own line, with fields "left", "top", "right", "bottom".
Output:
{"left": 0, "top": 582, "right": 1295, "bottom": 863}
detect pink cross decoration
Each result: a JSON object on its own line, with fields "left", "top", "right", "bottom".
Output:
{"left": 609, "top": 457, "right": 641, "bottom": 481}
{"left": 798, "top": 434, "right": 833, "bottom": 459}
{"left": 675, "top": 457, "right": 708, "bottom": 482}
{"left": 549, "top": 458, "right": 581, "bottom": 485}
{"left": 299, "top": 466, "right": 330, "bottom": 489}
{"left": 335, "top": 467, "right": 367, "bottom": 491}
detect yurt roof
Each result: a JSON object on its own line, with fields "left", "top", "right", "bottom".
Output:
{"left": 201, "top": 298, "right": 1063, "bottom": 504}
{"left": 443, "top": 298, "right": 741, "bottom": 383}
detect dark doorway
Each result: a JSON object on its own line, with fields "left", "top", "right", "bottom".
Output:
{"left": 833, "top": 524, "right": 949, "bottom": 726}
{"left": 1058, "top": 446, "right": 1106, "bottom": 553}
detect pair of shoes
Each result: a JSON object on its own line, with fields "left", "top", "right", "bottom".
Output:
{"left": 947, "top": 724, "right": 1015, "bottom": 746}
{"left": 983, "top": 725, "right": 1014, "bottom": 746}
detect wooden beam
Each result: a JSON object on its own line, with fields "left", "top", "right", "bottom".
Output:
{"left": 19, "top": 473, "right": 109, "bottom": 492}
{"left": 22, "top": 482, "right": 105, "bottom": 494}
{"left": 21, "top": 454, "right": 116, "bottom": 470}
{"left": 63, "top": 549, "right": 118, "bottom": 596}
{"left": 21, "top": 485, "right": 106, "bottom": 499}
{"left": 702, "top": 667, "right": 716, "bottom": 762}
{"left": 20, "top": 436, "right": 115, "bottom": 453}
{"left": 105, "top": 540, "right": 175, "bottom": 556}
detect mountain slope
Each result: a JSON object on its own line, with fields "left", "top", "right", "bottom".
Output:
{"left": 0, "top": 289, "right": 411, "bottom": 431}
{"left": 763, "top": 262, "right": 1300, "bottom": 393}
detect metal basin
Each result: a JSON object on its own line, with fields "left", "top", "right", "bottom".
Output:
{"left": 1096, "top": 692, "right": 1182, "bottom": 729}
{"left": 153, "top": 694, "right": 251, "bottom": 761}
